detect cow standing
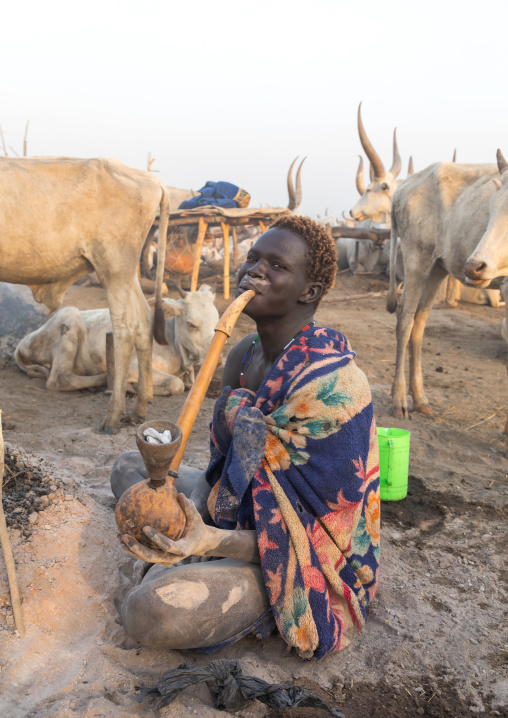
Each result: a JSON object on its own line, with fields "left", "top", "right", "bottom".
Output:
{"left": 387, "top": 151, "right": 508, "bottom": 420}
{"left": 0, "top": 156, "right": 169, "bottom": 432}
{"left": 346, "top": 103, "right": 405, "bottom": 278}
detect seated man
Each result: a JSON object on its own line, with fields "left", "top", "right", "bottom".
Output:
{"left": 112, "top": 215, "right": 380, "bottom": 660}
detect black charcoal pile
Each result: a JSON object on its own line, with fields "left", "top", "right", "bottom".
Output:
{"left": 2, "top": 443, "right": 71, "bottom": 540}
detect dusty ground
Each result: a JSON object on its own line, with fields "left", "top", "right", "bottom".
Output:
{"left": 0, "top": 274, "right": 507, "bottom": 718}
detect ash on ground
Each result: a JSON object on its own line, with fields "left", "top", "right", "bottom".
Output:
{"left": 2, "top": 443, "right": 75, "bottom": 541}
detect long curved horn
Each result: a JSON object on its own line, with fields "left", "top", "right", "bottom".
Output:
{"left": 452, "top": 148, "right": 457, "bottom": 162}
{"left": 293, "top": 156, "right": 306, "bottom": 210}
{"left": 287, "top": 156, "right": 298, "bottom": 210}
{"left": 389, "top": 128, "right": 401, "bottom": 178}
{"left": 176, "top": 283, "right": 188, "bottom": 299}
{"left": 497, "top": 149, "right": 508, "bottom": 175}
{"left": 357, "top": 102, "right": 385, "bottom": 179}
{"left": 356, "top": 155, "right": 365, "bottom": 195}
{"left": 407, "top": 156, "right": 414, "bottom": 176}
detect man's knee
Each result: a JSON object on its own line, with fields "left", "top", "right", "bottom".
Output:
{"left": 120, "top": 581, "right": 178, "bottom": 647}
{"left": 110, "top": 450, "right": 148, "bottom": 501}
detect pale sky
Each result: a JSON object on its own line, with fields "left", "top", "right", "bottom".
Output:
{"left": 1, "top": 0, "right": 506, "bottom": 216}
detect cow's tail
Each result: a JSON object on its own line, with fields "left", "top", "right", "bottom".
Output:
{"left": 153, "top": 185, "right": 169, "bottom": 346}
{"left": 386, "top": 205, "right": 399, "bottom": 314}
{"left": 14, "top": 346, "right": 49, "bottom": 380}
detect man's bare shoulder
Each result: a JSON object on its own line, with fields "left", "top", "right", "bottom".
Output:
{"left": 222, "top": 333, "right": 257, "bottom": 389}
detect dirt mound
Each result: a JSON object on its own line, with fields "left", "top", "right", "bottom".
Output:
{"left": 2, "top": 443, "right": 73, "bottom": 540}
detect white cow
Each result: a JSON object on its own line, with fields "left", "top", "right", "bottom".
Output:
{"left": 348, "top": 110, "right": 498, "bottom": 304}
{"left": 0, "top": 156, "right": 169, "bottom": 432}
{"left": 350, "top": 103, "right": 403, "bottom": 225}
{"left": 347, "top": 105, "right": 408, "bottom": 279}
{"left": 336, "top": 223, "right": 405, "bottom": 279}
{"left": 14, "top": 286, "right": 218, "bottom": 396}
{"left": 387, "top": 151, "right": 508, "bottom": 419}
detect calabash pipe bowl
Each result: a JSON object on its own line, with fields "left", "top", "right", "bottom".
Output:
{"left": 135, "top": 420, "right": 182, "bottom": 483}
{"left": 115, "top": 420, "right": 186, "bottom": 549}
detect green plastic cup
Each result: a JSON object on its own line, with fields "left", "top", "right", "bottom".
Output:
{"left": 377, "top": 427, "right": 411, "bottom": 501}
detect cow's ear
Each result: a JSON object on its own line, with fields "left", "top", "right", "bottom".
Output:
{"left": 161, "top": 298, "right": 184, "bottom": 316}
{"left": 198, "top": 284, "right": 216, "bottom": 299}
{"left": 497, "top": 149, "right": 508, "bottom": 176}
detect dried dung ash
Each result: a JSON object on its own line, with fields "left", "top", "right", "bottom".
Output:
{"left": 2, "top": 442, "right": 75, "bottom": 541}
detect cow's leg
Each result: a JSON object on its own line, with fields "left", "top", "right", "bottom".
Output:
{"left": 502, "top": 282, "right": 508, "bottom": 454}
{"left": 443, "top": 275, "right": 458, "bottom": 307}
{"left": 149, "top": 369, "right": 185, "bottom": 396}
{"left": 409, "top": 264, "right": 448, "bottom": 414}
{"left": 130, "top": 279, "right": 154, "bottom": 420}
{"left": 391, "top": 264, "right": 429, "bottom": 418}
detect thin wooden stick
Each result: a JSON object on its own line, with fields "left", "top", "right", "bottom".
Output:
{"left": 23, "top": 120, "right": 29, "bottom": 157}
{"left": 221, "top": 221, "right": 230, "bottom": 300}
{"left": 0, "top": 410, "right": 25, "bottom": 636}
{"left": 105, "top": 332, "right": 115, "bottom": 390}
{"left": 465, "top": 413, "right": 497, "bottom": 432}
{"left": 190, "top": 218, "right": 207, "bottom": 292}
{"left": 324, "top": 290, "right": 387, "bottom": 303}
{"left": 0, "top": 125, "right": 8, "bottom": 156}
{"left": 331, "top": 225, "right": 390, "bottom": 243}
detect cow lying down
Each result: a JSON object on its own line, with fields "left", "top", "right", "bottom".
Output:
{"left": 14, "top": 285, "right": 218, "bottom": 396}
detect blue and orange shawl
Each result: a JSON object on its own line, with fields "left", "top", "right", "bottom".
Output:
{"left": 205, "top": 326, "right": 380, "bottom": 660}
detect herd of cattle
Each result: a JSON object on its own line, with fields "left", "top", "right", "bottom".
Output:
{"left": 2, "top": 105, "right": 508, "bottom": 439}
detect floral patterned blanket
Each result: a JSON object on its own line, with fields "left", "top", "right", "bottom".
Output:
{"left": 205, "top": 326, "right": 380, "bottom": 659}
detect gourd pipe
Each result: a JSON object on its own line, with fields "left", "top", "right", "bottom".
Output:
{"left": 170, "top": 289, "right": 256, "bottom": 472}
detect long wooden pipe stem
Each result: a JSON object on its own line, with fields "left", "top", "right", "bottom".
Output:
{"left": 170, "top": 289, "right": 255, "bottom": 472}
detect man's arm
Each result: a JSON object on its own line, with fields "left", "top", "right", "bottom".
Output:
{"left": 120, "top": 494, "right": 260, "bottom": 565}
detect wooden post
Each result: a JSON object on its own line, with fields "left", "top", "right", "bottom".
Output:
{"left": 221, "top": 221, "right": 230, "bottom": 300}
{"left": 190, "top": 218, "right": 207, "bottom": 292}
{"left": 331, "top": 225, "right": 390, "bottom": 243}
{"left": 0, "top": 411, "right": 25, "bottom": 636}
{"left": 259, "top": 221, "right": 267, "bottom": 234}
{"left": 232, "top": 225, "right": 238, "bottom": 268}
{"left": 23, "top": 121, "right": 29, "bottom": 157}
{"left": 106, "top": 332, "right": 115, "bottom": 391}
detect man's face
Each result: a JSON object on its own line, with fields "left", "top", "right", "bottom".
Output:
{"left": 235, "top": 228, "right": 313, "bottom": 318}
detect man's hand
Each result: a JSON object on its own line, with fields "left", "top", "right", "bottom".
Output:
{"left": 118, "top": 493, "right": 215, "bottom": 566}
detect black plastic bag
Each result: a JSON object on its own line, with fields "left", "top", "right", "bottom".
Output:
{"left": 137, "top": 658, "right": 346, "bottom": 716}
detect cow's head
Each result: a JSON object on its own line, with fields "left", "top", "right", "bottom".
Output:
{"left": 350, "top": 103, "right": 403, "bottom": 225}
{"left": 464, "top": 150, "right": 508, "bottom": 287}
{"left": 162, "top": 285, "right": 218, "bottom": 365}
